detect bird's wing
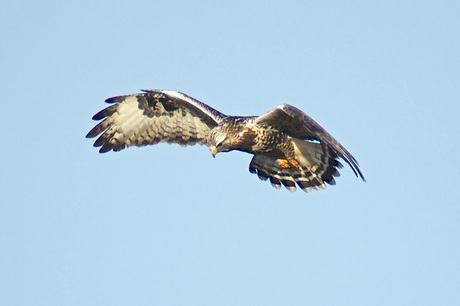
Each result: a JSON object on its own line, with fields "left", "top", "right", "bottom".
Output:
{"left": 254, "top": 104, "right": 365, "bottom": 181}
{"left": 86, "top": 90, "right": 226, "bottom": 153}
{"left": 249, "top": 139, "right": 343, "bottom": 192}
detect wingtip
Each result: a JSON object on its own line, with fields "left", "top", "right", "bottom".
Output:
{"left": 353, "top": 166, "right": 366, "bottom": 182}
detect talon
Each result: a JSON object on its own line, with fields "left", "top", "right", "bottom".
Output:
{"left": 277, "top": 159, "right": 300, "bottom": 169}
{"left": 290, "top": 159, "right": 299, "bottom": 168}
{"left": 277, "top": 159, "right": 290, "bottom": 169}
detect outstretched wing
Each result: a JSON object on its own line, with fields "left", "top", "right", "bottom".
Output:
{"left": 86, "top": 90, "right": 226, "bottom": 153}
{"left": 254, "top": 104, "right": 365, "bottom": 181}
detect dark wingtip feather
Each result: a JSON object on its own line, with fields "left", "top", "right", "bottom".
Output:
{"left": 86, "top": 120, "right": 109, "bottom": 139}
{"left": 342, "top": 157, "right": 366, "bottom": 182}
{"left": 326, "top": 177, "right": 337, "bottom": 185}
{"left": 85, "top": 130, "right": 96, "bottom": 139}
{"left": 92, "top": 104, "right": 118, "bottom": 121}
{"left": 359, "top": 171, "right": 366, "bottom": 182}
{"left": 336, "top": 160, "right": 344, "bottom": 169}
{"left": 296, "top": 181, "right": 312, "bottom": 193}
{"left": 104, "top": 95, "right": 127, "bottom": 104}
{"left": 93, "top": 134, "right": 107, "bottom": 147}
{"left": 92, "top": 112, "right": 104, "bottom": 121}
{"left": 269, "top": 177, "right": 282, "bottom": 189}
{"left": 99, "top": 143, "right": 113, "bottom": 153}
{"left": 249, "top": 164, "right": 270, "bottom": 181}
{"left": 281, "top": 179, "right": 297, "bottom": 192}
{"left": 339, "top": 149, "right": 366, "bottom": 182}
{"left": 86, "top": 126, "right": 101, "bottom": 139}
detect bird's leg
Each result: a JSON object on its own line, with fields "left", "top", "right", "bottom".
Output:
{"left": 290, "top": 159, "right": 299, "bottom": 168}
{"left": 277, "top": 159, "right": 299, "bottom": 169}
{"left": 277, "top": 159, "right": 290, "bottom": 169}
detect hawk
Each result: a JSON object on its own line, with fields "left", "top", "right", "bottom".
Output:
{"left": 86, "top": 90, "right": 365, "bottom": 192}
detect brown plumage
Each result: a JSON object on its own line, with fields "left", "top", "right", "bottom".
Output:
{"left": 86, "top": 89, "right": 365, "bottom": 192}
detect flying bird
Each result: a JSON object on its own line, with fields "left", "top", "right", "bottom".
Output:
{"left": 86, "top": 90, "right": 365, "bottom": 192}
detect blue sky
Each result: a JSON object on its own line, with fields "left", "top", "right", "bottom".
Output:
{"left": 1, "top": 1, "right": 459, "bottom": 305}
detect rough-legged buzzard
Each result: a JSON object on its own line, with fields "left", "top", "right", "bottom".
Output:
{"left": 86, "top": 90, "right": 365, "bottom": 192}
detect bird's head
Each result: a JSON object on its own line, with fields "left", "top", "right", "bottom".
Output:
{"left": 207, "top": 127, "right": 232, "bottom": 157}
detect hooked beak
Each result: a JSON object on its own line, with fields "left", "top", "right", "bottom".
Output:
{"left": 209, "top": 146, "right": 217, "bottom": 158}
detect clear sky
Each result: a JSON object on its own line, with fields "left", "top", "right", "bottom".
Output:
{"left": 1, "top": 1, "right": 459, "bottom": 305}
